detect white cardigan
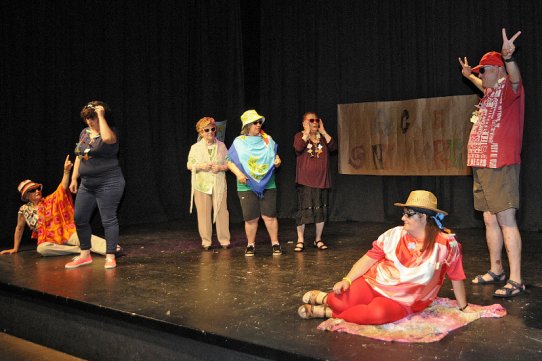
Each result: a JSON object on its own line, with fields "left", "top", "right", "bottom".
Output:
{"left": 188, "top": 139, "right": 228, "bottom": 222}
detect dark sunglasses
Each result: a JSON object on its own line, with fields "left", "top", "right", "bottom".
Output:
{"left": 203, "top": 127, "right": 216, "bottom": 133}
{"left": 252, "top": 120, "right": 263, "bottom": 125}
{"left": 27, "top": 188, "right": 40, "bottom": 194}
{"left": 307, "top": 118, "right": 320, "bottom": 123}
{"left": 478, "top": 66, "right": 493, "bottom": 74}
{"left": 402, "top": 209, "right": 418, "bottom": 218}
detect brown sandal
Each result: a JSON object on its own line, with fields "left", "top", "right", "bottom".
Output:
{"left": 302, "top": 290, "right": 328, "bottom": 305}
{"left": 298, "top": 304, "right": 331, "bottom": 319}
{"left": 294, "top": 242, "right": 305, "bottom": 252}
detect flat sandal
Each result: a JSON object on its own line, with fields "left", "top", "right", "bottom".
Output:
{"left": 314, "top": 240, "right": 328, "bottom": 250}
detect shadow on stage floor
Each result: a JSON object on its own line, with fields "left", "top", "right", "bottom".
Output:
{"left": 1, "top": 219, "right": 541, "bottom": 361}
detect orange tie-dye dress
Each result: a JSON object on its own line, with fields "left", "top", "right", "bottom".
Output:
{"left": 35, "top": 185, "right": 76, "bottom": 245}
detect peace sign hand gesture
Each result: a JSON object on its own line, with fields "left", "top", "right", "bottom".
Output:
{"left": 502, "top": 28, "right": 521, "bottom": 59}
{"left": 458, "top": 57, "right": 472, "bottom": 78}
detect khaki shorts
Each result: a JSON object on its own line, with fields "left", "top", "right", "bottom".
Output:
{"left": 238, "top": 189, "right": 277, "bottom": 221}
{"left": 472, "top": 164, "right": 520, "bottom": 213}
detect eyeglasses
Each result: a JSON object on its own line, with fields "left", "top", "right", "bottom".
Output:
{"left": 478, "top": 66, "right": 494, "bottom": 74}
{"left": 402, "top": 209, "right": 418, "bottom": 218}
{"left": 252, "top": 120, "right": 263, "bottom": 125}
{"left": 307, "top": 118, "right": 320, "bottom": 123}
{"left": 27, "top": 189, "right": 40, "bottom": 194}
{"left": 203, "top": 127, "right": 216, "bottom": 133}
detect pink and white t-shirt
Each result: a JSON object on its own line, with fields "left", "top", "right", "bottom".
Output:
{"left": 467, "top": 76, "right": 524, "bottom": 168}
{"left": 363, "top": 226, "right": 465, "bottom": 313}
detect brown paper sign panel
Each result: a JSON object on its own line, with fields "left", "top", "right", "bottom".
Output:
{"left": 338, "top": 95, "right": 479, "bottom": 175}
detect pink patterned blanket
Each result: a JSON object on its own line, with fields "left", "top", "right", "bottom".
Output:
{"left": 317, "top": 297, "right": 506, "bottom": 343}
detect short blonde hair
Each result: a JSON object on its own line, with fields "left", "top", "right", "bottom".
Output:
{"left": 195, "top": 117, "right": 216, "bottom": 133}
{"left": 240, "top": 124, "right": 251, "bottom": 135}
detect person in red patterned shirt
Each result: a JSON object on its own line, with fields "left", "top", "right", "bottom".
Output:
{"left": 458, "top": 28, "right": 525, "bottom": 298}
{"left": 297, "top": 190, "right": 469, "bottom": 325}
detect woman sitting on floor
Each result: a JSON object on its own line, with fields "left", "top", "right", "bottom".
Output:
{"left": 1, "top": 156, "right": 109, "bottom": 257}
{"left": 298, "top": 190, "right": 470, "bottom": 325}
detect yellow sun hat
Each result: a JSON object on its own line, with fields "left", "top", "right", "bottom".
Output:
{"left": 240, "top": 109, "right": 265, "bottom": 128}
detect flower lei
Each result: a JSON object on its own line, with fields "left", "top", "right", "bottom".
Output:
{"left": 306, "top": 132, "right": 323, "bottom": 158}
{"left": 260, "top": 130, "right": 269, "bottom": 146}
{"left": 470, "top": 101, "right": 483, "bottom": 124}
{"left": 74, "top": 129, "right": 99, "bottom": 160}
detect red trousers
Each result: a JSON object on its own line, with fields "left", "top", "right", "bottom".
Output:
{"left": 327, "top": 277, "right": 409, "bottom": 325}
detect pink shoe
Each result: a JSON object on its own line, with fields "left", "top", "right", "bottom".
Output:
{"left": 65, "top": 255, "right": 93, "bottom": 269}
{"left": 104, "top": 258, "right": 117, "bottom": 269}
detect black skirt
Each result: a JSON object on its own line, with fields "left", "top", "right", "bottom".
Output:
{"left": 296, "top": 185, "right": 329, "bottom": 226}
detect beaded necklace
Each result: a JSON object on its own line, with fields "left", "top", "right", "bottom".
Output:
{"left": 306, "top": 132, "right": 323, "bottom": 158}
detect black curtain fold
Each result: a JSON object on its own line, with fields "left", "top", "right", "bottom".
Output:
{"left": 1, "top": 0, "right": 245, "bottom": 241}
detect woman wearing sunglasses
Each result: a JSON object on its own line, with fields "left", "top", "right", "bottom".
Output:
{"left": 227, "top": 110, "right": 282, "bottom": 256}
{"left": 293, "top": 112, "right": 337, "bottom": 252}
{"left": 298, "top": 190, "right": 470, "bottom": 324}
{"left": 1, "top": 156, "right": 107, "bottom": 257}
{"left": 187, "top": 117, "right": 230, "bottom": 250}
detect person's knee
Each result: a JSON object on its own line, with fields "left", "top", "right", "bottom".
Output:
{"left": 101, "top": 217, "right": 119, "bottom": 228}
{"left": 261, "top": 214, "right": 276, "bottom": 223}
{"left": 369, "top": 305, "right": 389, "bottom": 321}
{"left": 483, "top": 212, "right": 499, "bottom": 228}
{"left": 36, "top": 243, "right": 50, "bottom": 256}
{"left": 246, "top": 218, "right": 259, "bottom": 225}
{"left": 496, "top": 208, "right": 518, "bottom": 228}
{"left": 74, "top": 213, "right": 83, "bottom": 225}
{"left": 98, "top": 207, "right": 119, "bottom": 226}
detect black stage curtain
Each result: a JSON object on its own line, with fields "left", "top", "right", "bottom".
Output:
{"left": 0, "top": 0, "right": 245, "bottom": 241}
{"left": 1, "top": 0, "right": 542, "bottom": 244}
{"left": 257, "top": 0, "right": 542, "bottom": 230}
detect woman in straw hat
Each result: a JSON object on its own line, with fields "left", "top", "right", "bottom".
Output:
{"left": 1, "top": 156, "right": 107, "bottom": 257}
{"left": 298, "top": 190, "right": 470, "bottom": 324}
{"left": 227, "top": 109, "right": 282, "bottom": 256}
{"left": 187, "top": 117, "right": 230, "bottom": 250}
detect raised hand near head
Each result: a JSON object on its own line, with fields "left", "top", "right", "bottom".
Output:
{"left": 64, "top": 155, "right": 73, "bottom": 172}
{"left": 502, "top": 28, "right": 521, "bottom": 59}
{"left": 302, "top": 119, "right": 310, "bottom": 136}
{"left": 458, "top": 57, "right": 472, "bottom": 77}
{"left": 318, "top": 118, "right": 327, "bottom": 135}
{"left": 94, "top": 105, "right": 105, "bottom": 118}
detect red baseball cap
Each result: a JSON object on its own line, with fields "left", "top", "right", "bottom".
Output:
{"left": 472, "top": 51, "right": 504, "bottom": 73}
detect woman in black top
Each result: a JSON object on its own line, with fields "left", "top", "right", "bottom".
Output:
{"left": 65, "top": 101, "right": 125, "bottom": 270}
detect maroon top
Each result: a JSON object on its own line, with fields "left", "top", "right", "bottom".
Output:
{"left": 294, "top": 132, "right": 337, "bottom": 189}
